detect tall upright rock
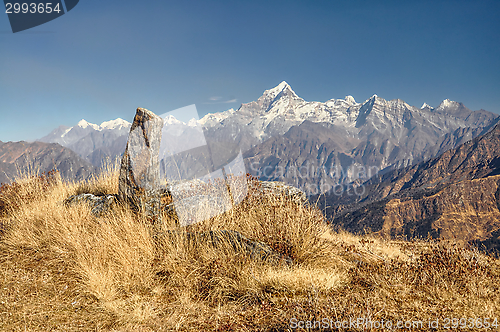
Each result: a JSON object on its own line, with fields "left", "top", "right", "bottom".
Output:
{"left": 119, "top": 108, "right": 163, "bottom": 222}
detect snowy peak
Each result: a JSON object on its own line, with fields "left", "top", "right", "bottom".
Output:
{"left": 45, "top": 118, "right": 131, "bottom": 143}
{"left": 187, "top": 118, "right": 199, "bottom": 127}
{"left": 421, "top": 102, "right": 433, "bottom": 110}
{"left": 345, "top": 95, "right": 356, "bottom": 105}
{"left": 436, "top": 99, "right": 461, "bottom": 110}
{"left": 77, "top": 119, "right": 100, "bottom": 130}
{"left": 262, "top": 81, "right": 301, "bottom": 101}
{"left": 360, "top": 94, "right": 381, "bottom": 108}
{"left": 275, "top": 81, "right": 290, "bottom": 90}
{"left": 263, "top": 81, "right": 304, "bottom": 114}
{"left": 162, "top": 115, "right": 202, "bottom": 127}
{"left": 100, "top": 118, "right": 130, "bottom": 130}
{"left": 76, "top": 118, "right": 130, "bottom": 131}
{"left": 359, "top": 94, "right": 384, "bottom": 107}
{"left": 265, "top": 81, "right": 290, "bottom": 97}
{"left": 163, "top": 114, "right": 184, "bottom": 126}
{"left": 199, "top": 108, "right": 234, "bottom": 126}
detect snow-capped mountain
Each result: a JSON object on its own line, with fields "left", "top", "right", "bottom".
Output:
{"left": 39, "top": 118, "right": 131, "bottom": 146}
{"left": 203, "top": 81, "right": 497, "bottom": 155}
{"left": 38, "top": 82, "right": 499, "bottom": 193}
{"left": 39, "top": 118, "right": 132, "bottom": 166}
{"left": 421, "top": 102, "right": 433, "bottom": 110}
{"left": 200, "top": 81, "right": 498, "bottom": 192}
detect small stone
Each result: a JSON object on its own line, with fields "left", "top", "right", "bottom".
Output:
{"left": 118, "top": 108, "right": 163, "bottom": 222}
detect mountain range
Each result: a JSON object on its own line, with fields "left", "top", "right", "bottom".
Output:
{"left": 37, "top": 82, "right": 499, "bottom": 196}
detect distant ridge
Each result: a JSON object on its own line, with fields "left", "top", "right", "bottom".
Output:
{"left": 0, "top": 141, "right": 96, "bottom": 185}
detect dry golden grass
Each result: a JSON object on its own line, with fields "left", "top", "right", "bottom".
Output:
{"left": 0, "top": 168, "right": 498, "bottom": 331}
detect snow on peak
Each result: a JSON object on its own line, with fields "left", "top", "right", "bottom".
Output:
{"left": 262, "top": 81, "right": 299, "bottom": 100}
{"left": 187, "top": 118, "right": 199, "bottom": 127}
{"left": 442, "top": 99, "right": 452, "bottom": 106}
{"left": 199, "top": 108, "right": 234, "bottom": 125}
{"left": 100, "top": 118, "right": 131, "bottom": 130}
{"left": 345, "top": 95, "right": 356, "bottom": 104}
{"left": 77, "top": 118, "right": 130, "bottom": 131}
{"left": 362, "top": 94, "right": 380, "bottom": 104}
{"left": 437, "top": 99, "right": 460, "bottom": 109}
{"left": 163, "top": 114, "right": 184, "bottom": 125}
{"left": 77, "top": 119, "right": 89, "bottom": 128}
{"left": 276, "top": 81, "right": 290, "bottom": 90}
{"left": 421, "top": 102, "right": 433, "bottom": 109}
{"left": 77, "top": 119, "right": 100, "bottom": 130}
{"left": 161, "top": 115, "right": 203, "bottom": 127}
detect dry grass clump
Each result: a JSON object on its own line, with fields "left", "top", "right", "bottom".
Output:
{"left": 0, "top": 169, "right": 499, "bottom": 331}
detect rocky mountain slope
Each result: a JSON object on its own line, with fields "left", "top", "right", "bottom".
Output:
{"left": 0, "top": 141, "right": 96, "bottom": 184}
{"left": 316, "top": 123, "right": 500, "bottom": 252}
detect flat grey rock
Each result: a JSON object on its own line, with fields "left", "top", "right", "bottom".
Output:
{"left": 251, "top": 181, "right": 308, "bottom": 205}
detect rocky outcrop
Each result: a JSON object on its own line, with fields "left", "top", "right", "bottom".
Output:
{"left": 254, "top": 181, "right": 308, "bottom": 205}
{"left": 118, "top": 108, "right": 163, "bottom": 222}
{"left": 160, "top": 180, "right": 308, "bottom": 225}
{"left": 163, "top": 194, "right": 231, "bottom": 227}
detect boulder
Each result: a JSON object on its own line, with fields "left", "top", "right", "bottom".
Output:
{"left": 118, "top": 108, "right": 163, "bottom": 222}
{"left": 162, "top": 194, "right": 231, "bottom": 226}
{"left": 252, "top": 181, "right": 308, "bottom": 205}
{"left": 163, "top": 178, "right": 233, "bottom": 226}
{"left": 159, "top": 180, "right": 307, "bottom": 225}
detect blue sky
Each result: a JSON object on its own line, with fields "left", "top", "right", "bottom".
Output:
{"left": 0, "top": 0, "right": 499, "bottom": 141}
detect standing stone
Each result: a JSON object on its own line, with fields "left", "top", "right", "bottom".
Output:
{"left": 119, "top": 108, "right": 163, "bottom": 222}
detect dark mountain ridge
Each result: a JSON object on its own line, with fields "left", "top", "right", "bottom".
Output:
{"left": 314, "top": 122, "right": 500, "bottom": 252}
{"left": 0, "top": 141, "right": 96, "bottom": 185}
